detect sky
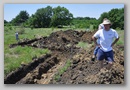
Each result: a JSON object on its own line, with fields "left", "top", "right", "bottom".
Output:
{"left": 4, "top": 4, "right": 124, "bottom": 22}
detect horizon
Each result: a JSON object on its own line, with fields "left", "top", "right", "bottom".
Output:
{"left": 4, "top": 4, "right": 124, "bottom": 22}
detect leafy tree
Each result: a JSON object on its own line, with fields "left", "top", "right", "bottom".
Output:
{"left": 108, "top": 8, "right": 124, "bottom": 30}
{"left": 26, "top": 14, "right": 37, "bottom": 28}
{"left": 98, "top": 8, "right": 124, "bottom": 30}
{"left": 50, "top": 6, "right": 73, "bottom": 27}
{"left": 98, "top": 12, "right": 109, "bottom": 24}
{"left": 28, "top": 6, "right": 53, "bottom": 28}
{"left": 11, "top": 10, "right": 29, "bottom": 26}
{"left": 4, "top": 20, "right": 8, "bottom": 24}
{"left": 72, "top": 17, "right": 98, "bottom": 29}
{"left": 119, "top": 8, "right": 124, "bottom": 30}
{"left": 8, "top": 5, "right": 124, "bottom": 30}
{"left": 4, "top": 20, "right": 8, "bottom": 26}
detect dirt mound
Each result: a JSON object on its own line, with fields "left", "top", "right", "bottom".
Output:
{"left": 49, "top": 45, "right": 124, "bottom": 84}
{"left": 5, "top": 30, "right": 124, "bottom": 84}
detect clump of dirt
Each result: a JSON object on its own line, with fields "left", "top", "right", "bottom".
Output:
{"left": 5, "top": 30, "right": 124, "bottom": 84}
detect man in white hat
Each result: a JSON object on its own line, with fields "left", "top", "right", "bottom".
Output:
{"left": 92, "top": 19, "right": 119, "bottom": 70}
{"left": 98, "top": 18, "right": 108, "bottom": 30}
{"left": 91, "top": 18, "right": 108, "bottom": 61}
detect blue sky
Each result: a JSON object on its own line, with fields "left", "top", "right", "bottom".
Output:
{"left": 4, "top": 4, "right": 124, "bottom": 22}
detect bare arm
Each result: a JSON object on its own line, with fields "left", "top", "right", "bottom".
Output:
{"left": 111, "top": 37, "right": 120, "bottom": 47}
{"left": 92, "top": 36, "right": 98, "bottom": 45}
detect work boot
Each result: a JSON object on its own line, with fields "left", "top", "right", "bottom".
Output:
{"left": 91, "top": 55, "right": 96, "bottom": 61}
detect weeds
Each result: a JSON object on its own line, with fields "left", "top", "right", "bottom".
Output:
{"left": 54, "top": 59, "right": 71, "bottom": 81}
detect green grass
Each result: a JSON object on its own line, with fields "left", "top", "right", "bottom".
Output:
{"left": 4, "top": 46, "right": 50, "bottom": 76}
{"left": 4, "top": 26, "right": 75, "bottom": 76}
{"left": 76, "top": 41, "right": 91, "bottom": 49}
{"left": 116, "top": 30, "right": 124, "bottom": 45}
{"left": 54, "top": 59, "right": 71, "bottom": 81}
{"left": 4, "top": 26, "right": 56, "bottom": 76}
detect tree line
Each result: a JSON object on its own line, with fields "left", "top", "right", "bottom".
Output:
{"left": 4, "top": 6, "right": 124, "bottom": 30}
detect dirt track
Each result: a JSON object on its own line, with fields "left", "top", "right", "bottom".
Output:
{"left": 4, "top": 30, "right": 124, "bottom": 84}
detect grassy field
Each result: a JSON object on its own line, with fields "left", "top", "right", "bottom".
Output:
{"left": 4, "top": 26, "right": 74, "bottom": 76}
{"left": 4, "top": 26, "right": 124, "bottom": 76}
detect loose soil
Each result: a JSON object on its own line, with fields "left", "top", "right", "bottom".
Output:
{"left": 5, "top": 30, "right": 124, "bottom": 84}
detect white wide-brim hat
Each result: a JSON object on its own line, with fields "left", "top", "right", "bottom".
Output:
{"left": 102, "top": 19, "right": 111, "bottom": 25}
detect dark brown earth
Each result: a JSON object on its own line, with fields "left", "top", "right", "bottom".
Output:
{"left": 4, "top": 30, "right": 124, "bottom": 84}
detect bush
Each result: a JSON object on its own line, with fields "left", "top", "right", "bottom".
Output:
{"left": 116, "top": 27, "right": 121, "bottom": 30}
{"left": 57, "top": 25, "right": 63, "bottom": 28}
{"left": 17, "top": 26, "right": 25, "bottom": 34}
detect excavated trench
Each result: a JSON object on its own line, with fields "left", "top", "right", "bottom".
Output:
{"left": 4, "top": 30, "right": 124, "bottom": 84}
